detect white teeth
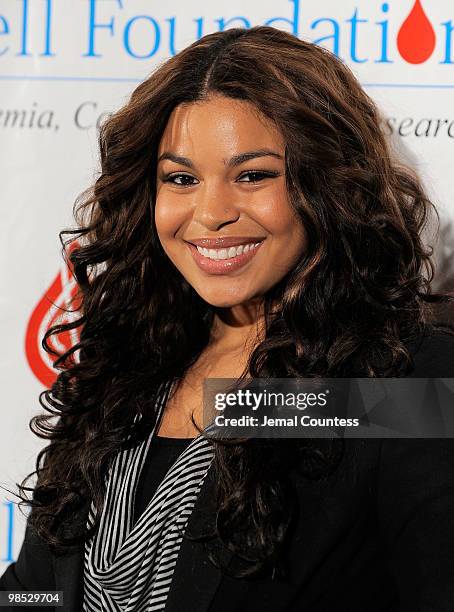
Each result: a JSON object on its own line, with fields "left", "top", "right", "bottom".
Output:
{"left": 196, "top": 242, "right": 261, "bottom": 261}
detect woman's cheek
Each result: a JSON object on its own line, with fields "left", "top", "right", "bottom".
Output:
{"left": 155, "top": 197, "right": 182, "bottom": 241}
{"left": 250, "top": 194, "right": 295, "bottom": 236}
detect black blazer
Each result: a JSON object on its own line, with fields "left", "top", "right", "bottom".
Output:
{"left": 2, "top": 328, "right": 454, "bottom": 612}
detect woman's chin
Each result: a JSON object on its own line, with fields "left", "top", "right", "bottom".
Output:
{"left": 196, "top": 289, "right": 259, "bottom": 309}
{"left": 201, "top": 297, "right": 251, "bottom": 308}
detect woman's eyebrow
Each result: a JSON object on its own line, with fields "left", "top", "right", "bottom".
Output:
{"left": 157, "top": 148, "right": 284, "bottom": 169}
{"left": 227, "top": 149, "right": 284, "bottom": 167}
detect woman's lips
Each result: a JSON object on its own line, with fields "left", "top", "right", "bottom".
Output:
{"left": 187, "top": 240, "right": 264, "bottom": 274}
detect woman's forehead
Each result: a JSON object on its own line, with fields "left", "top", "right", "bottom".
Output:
{"left": 158, "top": 96, "right": 285, "bottom": 158}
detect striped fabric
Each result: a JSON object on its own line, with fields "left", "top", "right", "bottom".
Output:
{"left": 83, "top": 379, "right": 214, "bottom": 611}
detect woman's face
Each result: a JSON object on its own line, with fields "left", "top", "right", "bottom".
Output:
{"left": 155, "top": 94, "right": 307, "bottom": 308}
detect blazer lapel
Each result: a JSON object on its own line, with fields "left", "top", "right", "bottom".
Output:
{"left": 165, "top": 463, "right": 234, "bottom": 612}
{"left": 53, "top": 539, "right": 85, "bottom": 612}
{"left": 53, "top": 504, "right": 88, "bottom": 612}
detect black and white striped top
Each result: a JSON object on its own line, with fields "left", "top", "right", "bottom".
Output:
{"left": 83, "top": 380, "right": 214, "bottom": 611}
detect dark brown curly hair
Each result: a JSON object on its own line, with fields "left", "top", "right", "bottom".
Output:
{"left": 14, "top": 25, "right": 454, "bottom": 579}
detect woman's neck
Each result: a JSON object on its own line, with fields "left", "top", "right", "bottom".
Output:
{"left": 210, "top": 299, "right": 266, "bottom": 353}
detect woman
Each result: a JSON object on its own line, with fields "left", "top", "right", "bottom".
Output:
{"left": 2, "top": 25, "right": 454, "bottom": 612}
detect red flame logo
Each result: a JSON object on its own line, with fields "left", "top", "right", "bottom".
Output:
{"left": 397, "top": 0, "right": 436, "bottom": 64}
{"left": 25, "top": 243, "right": 82, "bottom": 387}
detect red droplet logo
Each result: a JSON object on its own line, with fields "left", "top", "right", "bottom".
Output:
{"left": 397, "top": 0, "right": 436, "bottom": 64}
{"left": 25, "top": 243, "right": 82, "bottom": 387}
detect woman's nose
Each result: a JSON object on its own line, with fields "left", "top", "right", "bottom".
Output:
{"left": 191, "top": 181, "right": 240, "bottom": 230}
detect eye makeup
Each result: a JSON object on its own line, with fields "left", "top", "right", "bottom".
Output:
{"left": 159, "top": 169, "right": 282, "bottom": 186}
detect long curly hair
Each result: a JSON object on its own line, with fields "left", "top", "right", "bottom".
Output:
{"left": 16, "top": 26, "right": 454, "bottom": 578}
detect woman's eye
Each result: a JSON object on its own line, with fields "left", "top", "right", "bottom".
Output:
{"left": 237, "top": 171, "right": 280, "bottom": 183}
{"left": 164, "top": 173, "right": 198, "bottom": 186}
{"left": 162, "top": 170, "right": 280, "bottom": 186}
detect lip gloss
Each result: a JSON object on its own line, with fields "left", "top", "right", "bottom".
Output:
{"left": 187, "top": 241, "right": 264, "bottom": 274}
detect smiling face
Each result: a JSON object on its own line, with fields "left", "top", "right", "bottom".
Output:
{"left": 155, "top": 94, "right": 307, "bottom": 308}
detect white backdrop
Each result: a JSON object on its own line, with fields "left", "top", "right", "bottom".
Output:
{"left": 1, "top": 0, "right": 453, "bottom": 567}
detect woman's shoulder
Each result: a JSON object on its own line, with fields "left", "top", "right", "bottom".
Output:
{"left": 404, "top": 324, "right": 454, "bottom": 377}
